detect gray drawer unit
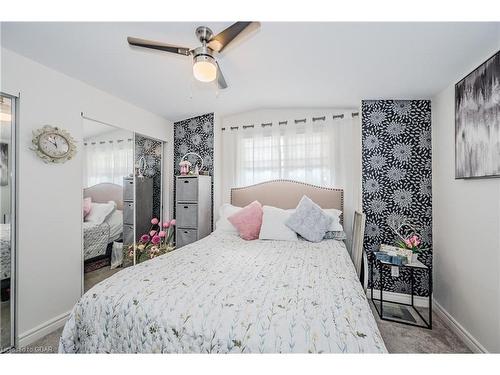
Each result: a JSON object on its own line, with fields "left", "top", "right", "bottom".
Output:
{"left": 123, "top": 178, "right": 134, "bottom": 201}
{"left": 123, "top": 176, "right": 154, "bottom": 247}
{"left": 176, "top": 177, "right": 198, "bottom": 202}
{"left": 123, "top": 224, "right": 134, "bottom": 248}
{"left": 123, "top": 201, "right": 134, "bottom": 225}
{"left": 176, "top": 228, "right": 198, "bottom": 248}
{"left": 176, "top": 203, "right": 198, "bottom": 228}
{"left": 175, "top": 175, "right": 212, "bottom": 248}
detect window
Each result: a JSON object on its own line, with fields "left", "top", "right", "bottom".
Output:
{"left": 83, "top": 139, "right": 133, "bottom": 187}
{"left": 235, "top": 123, "right": 335, "bottom": 187}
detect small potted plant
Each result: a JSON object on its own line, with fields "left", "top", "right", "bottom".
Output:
{"left": 128, "top": 217, "right": 176, "bottom": 264}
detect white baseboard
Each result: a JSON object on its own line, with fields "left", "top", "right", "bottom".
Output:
{"left": 368, "top": 289, "right": 429, "bottom": 308}
{"left": 17, "top": 310, "right": 71, "bottom": 348}
{"left": 432, "top": 299, "right": 487, "bottom": 353}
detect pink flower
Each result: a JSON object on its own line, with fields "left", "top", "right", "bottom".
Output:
{"left": 163, "top": 221, "right": 170, "bottom": 228}
{"left": 151, "top": 218, "right": 159, "bottom": 225}
{"left": 404, "top": 239, "right": 412, "bottom": 248}
{"left": 159, "top": 231, "right": 166, "bottom": 238}
{"left": 170, "top": 219, "right": 176, "bottom": 226}
{"left": 140, "top": 234, "right": 150, "bottom": 243}
{"left": 151, "top": 235, "right": 161, "bottom": 245}
{"left": 409, "top": 235, "right": 420, "bottom": 247}
{"left": 150, "top": 230, "right": 157, "bottom": 237}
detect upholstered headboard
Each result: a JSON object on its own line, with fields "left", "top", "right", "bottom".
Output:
{"left": 83, "top": 182, "right": 123, "bottom": 210}
{"left": 231, "top": 179, "right": 344, "bottom": 217}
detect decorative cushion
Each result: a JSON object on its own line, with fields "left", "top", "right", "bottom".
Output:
{"left": 228, "top": 201, "right": 263, "bottom": 240}
{"left": 324, "top": 209, "right": 344, "bottom": 231}
{"left": 83, "top": 197, "right": 92, "bottom": 218}
{"left": 85, "top": 201, "right": 116, "bottom": 224}
{"left": 215, "top": 203, "right": 241, "bottom": 234}
{"left": 324, "top": 230, "right": 347, "bottom": 240}
{"left": 285, "top": 196, "right": 332, "bottom": 242}
{"left": 259, "top": 206, "right": 298, "bottom": 241}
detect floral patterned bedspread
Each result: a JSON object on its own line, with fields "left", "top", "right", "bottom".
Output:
{"left": 59, "top": 232, "right": 386, "bottom": 353}
{"left": 83, "top": 221, "right": 110, "bottom": 261}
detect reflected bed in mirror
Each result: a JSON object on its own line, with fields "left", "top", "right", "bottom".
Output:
{"left": 82, "top": 118, "right": 134, "bottom": 291}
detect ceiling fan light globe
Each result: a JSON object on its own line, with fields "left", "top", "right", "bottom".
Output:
{"left": 192, "top": 55, "right": 217, "bottom": 83}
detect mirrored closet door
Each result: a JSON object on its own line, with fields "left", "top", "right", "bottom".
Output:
{"left": 81, "top": 119, "right": 165, "bottom": 292}
{"left": 82, "top": 118, "right": 135, "bottom": 291}
{"left": 0, "top": 93, "right": 16, "bottom": 352}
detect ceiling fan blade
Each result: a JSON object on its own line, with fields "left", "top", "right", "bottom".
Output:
{"left": 127, "top": 37, "right": 191, "bottom": 56}
{"left": 207, "top": 22, "right": 260, "bottom": 53}
{"left": 216, "top": 63, "right": 228, "bottom": 89}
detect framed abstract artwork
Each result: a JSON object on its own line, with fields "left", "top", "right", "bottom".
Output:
{"left": 455, "top": 50, "right": 500, "bottom": 179}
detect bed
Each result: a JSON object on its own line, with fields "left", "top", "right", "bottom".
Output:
{"left": 60, "top": 180, "right": 386, "bottom": 353}
{"left": 83, "top": 183, "right": 124, "bottom": 266}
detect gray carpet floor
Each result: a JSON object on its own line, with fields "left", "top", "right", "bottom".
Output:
{"left": 84, "top": 266, "right": 121, "bottom": 293}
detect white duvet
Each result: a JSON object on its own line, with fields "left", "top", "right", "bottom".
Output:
{"left": 60, "top": 231, "right": 386, "bottom": 353}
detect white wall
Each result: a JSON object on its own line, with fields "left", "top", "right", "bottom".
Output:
{"left": 432, "top": 44, "right": 500, "bottom": 352}
{"left": 0, "top": 47, "right": 173, "bottom": 346}
{"left": 217, "top": 108, "right": 361, "bottom": 247}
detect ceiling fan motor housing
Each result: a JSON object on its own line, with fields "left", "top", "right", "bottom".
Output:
{"left": 195, "top": 26, "right": 214, "bottom": 43}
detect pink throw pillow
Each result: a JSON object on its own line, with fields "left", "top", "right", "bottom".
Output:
{"left": 83, "top": 197, "right": 92, "bottom": 218}
{"left": 228, "top": 201, "right": 263, "bottom": 240}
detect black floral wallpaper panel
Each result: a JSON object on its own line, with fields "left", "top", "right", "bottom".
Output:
{"left": 135, "top": 134, "right": 163, "bottom": 218}
{"left": 173, "top": 113, "right": 214, "bottom": 227}
{"left": 362, "top": 100, "right": 432, "bottom": 297}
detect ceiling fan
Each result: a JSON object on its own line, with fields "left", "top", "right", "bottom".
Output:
{"left": 127, "top": 22, "right": 260, "bottom": 90}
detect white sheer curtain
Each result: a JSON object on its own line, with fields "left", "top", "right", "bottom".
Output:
{"left": 83, "top": 139, "right": 133, "bottom": 187}
{"left": 221, "top": 112, "right": 361, "bottom": 247}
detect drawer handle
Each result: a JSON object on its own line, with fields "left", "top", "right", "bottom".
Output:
{"left": 184, "top": 206, "right": 188, "bottom": 209}
{"left": 184, "top": 231, "right": 188, "bottom": 234}
{"left": 184, "top": 180, "right": 189, "bottom": 183}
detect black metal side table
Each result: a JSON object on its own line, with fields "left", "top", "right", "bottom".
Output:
{"left": 370, "top": 257, "right": 432, "bottom": 329}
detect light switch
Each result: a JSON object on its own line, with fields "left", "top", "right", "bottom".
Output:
{"left": 391, "top": 266, "right": 400, "bottom": 277}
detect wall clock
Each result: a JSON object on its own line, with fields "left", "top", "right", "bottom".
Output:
{"left": 31, "top": 125, "right": 77, "bottom": 163}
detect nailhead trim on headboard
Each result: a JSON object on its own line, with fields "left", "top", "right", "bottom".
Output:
{"left": 230, "top": 179, "right": 344, "bottom": 223}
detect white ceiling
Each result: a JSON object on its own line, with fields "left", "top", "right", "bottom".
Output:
{"left": 1, "top": 22, "right": 499, "bottom": 121}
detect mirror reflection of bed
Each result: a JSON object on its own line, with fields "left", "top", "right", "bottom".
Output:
{"left": 83, "top": 183, "right": 125, "bottom": 291}
{"left": 82, "top": 119, "right": 133, "bottom": 291}
{"left": 82, "top": 118, "right": 165, "bottom": 292}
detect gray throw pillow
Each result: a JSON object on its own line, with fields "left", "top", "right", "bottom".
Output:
{"left": 285, "top": 196, "right": 333, "bottom": 242}
{"left": 324, "top": 230, "right": 347, "bottom": 240}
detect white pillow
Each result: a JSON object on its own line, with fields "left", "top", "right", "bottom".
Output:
{"left": 85, "top": 201, "right": 116, "bottom": 224}
{"left": 214, "top": 203, "right": 241, "bottom": 233}
{"left": 259, "top": 206, "right": 298, "bottom": 241}
{"left": 324, "top": 209, "right": 344, "bottom": 231}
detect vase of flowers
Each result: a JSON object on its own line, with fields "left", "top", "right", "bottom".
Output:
{"left": 128, "top": 217, "right": 176, "bottom": 264}
{"left": 396, "top": 235, "right": 421, "bottom": 264}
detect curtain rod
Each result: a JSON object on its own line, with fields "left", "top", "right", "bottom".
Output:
{"left": 221, "top": 112, "right": 359, "bottom": 131}
{"left": 81, "top": 113, "right": 121, "bottom": 129}
{"left": 83, "top": 139, "right": 133, "bottom": 146}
